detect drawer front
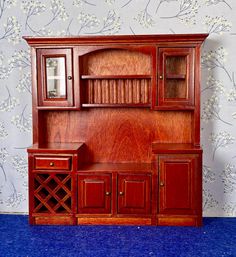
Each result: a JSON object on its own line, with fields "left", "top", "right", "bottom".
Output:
{"left": 34, "top": 156, "right": 71, "bottom": 170}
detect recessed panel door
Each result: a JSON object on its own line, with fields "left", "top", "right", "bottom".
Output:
{"left": 78, "top": 174, "right": 111, "bottom": 214}
{"left": 118, "top": 174, "right": 151, "bottom": 214}
{"left": 159, "top": 155, "right": 197, "bottom": 215}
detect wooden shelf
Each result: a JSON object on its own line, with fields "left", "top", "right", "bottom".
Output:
{"left": 28, "top": 142, "right": 85, "bottom": 154}
{"left": 165, "top": 74, "right": 186, "bottom": 79}
{"left": 81, "top": 75, "right": 152, "bottom": 80}
{"left": 79, "top": 162, "right": 152, "bottom": 173}
{"left": 82, "top": 103, "right": 150, "bottom": 108}
{"left": 152, "top": 143, "right": 202, "bottom": 154}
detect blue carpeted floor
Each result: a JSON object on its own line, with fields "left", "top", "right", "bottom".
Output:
{"left": 0, "top": 215, "right": 235, "bottom": 257}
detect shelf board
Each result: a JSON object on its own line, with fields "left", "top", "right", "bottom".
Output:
{"left": 152, "top": 143, "right": 202, "bottom": 154}
{"left": 27, "top": 142, "right": 85, "bottom": 153}
{"left": 79, "top": 162, "right": 152, "bottom": 172}
{"left": 81, "top": 75, "right": 152, "bottom": 80}
{"left": 82, "top": 103, "right": 150, "bottom": 108}
{"left": 166, "top": 74, "right": 186, "bottom": 79}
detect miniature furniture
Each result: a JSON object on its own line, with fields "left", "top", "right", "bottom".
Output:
{"left": 24, "top": 34, "right": 208, "bottom": 226}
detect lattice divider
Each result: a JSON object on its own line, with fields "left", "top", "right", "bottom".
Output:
{"left": 33, "top": 173, "right": 72, "bottom": 214}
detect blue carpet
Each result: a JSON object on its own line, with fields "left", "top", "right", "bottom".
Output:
{"left": 0, "top": 215, "right": 235, "bottom": 257}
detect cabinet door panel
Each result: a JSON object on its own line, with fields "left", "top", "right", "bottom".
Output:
{"left": 118, "top": 174, "right": 151, "bottom": 214}
{"left": 78, "top": 174, "right": 111, "bottom": 214}
{"left": 158, "top": 48, "right": 194, "bottom": 108}
{"left": 37, "top": 48, "right": 74, "bottom": 107}
{"left": 159, "top": 155, "right": 197, "bottom": 215}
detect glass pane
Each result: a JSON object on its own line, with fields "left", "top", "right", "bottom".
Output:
{"left": 166, "top": 56, "right": 186, "bottom": 75}
{"left": 46, "top": 57, "right": 66, "bottom": 99}
{"left": 165, "top": 80, "right": 187, "bottom": 99}
{"left": 164, "top": 56, "right": 187, "bottom": 99}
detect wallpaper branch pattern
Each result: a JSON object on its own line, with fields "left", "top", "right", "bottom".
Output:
{"left": 0, "top": 0, "right": 236, "bottom": 216}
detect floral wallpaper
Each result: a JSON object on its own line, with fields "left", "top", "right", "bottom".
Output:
{"left": 0, "top": 0, "right": 235, "bottom": 217}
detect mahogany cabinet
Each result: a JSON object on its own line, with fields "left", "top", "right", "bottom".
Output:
{"left": 25, "top": 34, "right": 208, "bottom": 226}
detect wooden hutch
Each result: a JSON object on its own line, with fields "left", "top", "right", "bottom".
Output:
{"left": 24, "top": 34, "right": 208, "bottom": 226}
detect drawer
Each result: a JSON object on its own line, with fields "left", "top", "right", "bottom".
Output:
{"left": 34, "top": 156, "right": 71, "bottom": 170}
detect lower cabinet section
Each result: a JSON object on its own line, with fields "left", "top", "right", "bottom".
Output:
{"left": 77, "top": 173, "right": 151, "bottom": 215}
{"left": 157, "top": 153, "right": 202, "bottom": 226}
{"left": 28, "top": 148, "right": 202, "bottom": 226}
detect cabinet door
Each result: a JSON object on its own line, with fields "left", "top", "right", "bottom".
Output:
{"left": 78, "top": 174, "right": 111, "bottom": 214}
{"left": 118, "top": 174, "right": 151, "bottom": 214}
{"left": 158, "top": 48, "right": 194, "bottom": 108}
{"left": 159, "top": 155, "right": 197, "bottom": 215}
{"left": 37, "top": 48, "right": 74, "bottom": 107}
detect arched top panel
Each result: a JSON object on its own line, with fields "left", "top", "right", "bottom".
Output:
{"left": 81, "top": 48, "right": 152, "bottom": 76}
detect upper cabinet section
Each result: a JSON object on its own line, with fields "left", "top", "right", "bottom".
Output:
{"left": 36, "top": 48, "right": 75, "bottom": 108}
{"left": 156, "top": 47, "right": 194, "bottom": 109}
{"left": 24, "top": 34, "right": 208, "bottom": 110}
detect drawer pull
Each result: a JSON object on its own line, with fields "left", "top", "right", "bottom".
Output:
{"left": 119, "top": 191, "right": 124, "bottom": 196}
{"left": 105, "top": 192, "right": 111, "bottom": 196}
{"left": 49, "top": 162, "right": 54, "bottom": 167}
{"left": 160, "top": 182, "right": 164, "bottom": 187}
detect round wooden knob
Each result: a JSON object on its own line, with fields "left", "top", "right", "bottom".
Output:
{"left": 119, "top": 191, "right": 124, "bottom": 196}
{"left": 105, "top": 192, "right": 111, "bottom": 196}
{"left": 160, "top": 182, "right": 164, "bottom": 187}
{"left": 159, "top": 75, "right": 163, "bottom": 79}
{"left": 68, "top": 76, "right": 72, "bottom": 80}
{"left": 49, "top": 162, "right": 54, "bottom": 167}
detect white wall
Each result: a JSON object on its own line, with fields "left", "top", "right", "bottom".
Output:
{"left": 0, "top": 0, "right": 235, "bottom": 216}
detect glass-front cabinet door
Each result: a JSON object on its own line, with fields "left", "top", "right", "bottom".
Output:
{"left": 157, "top": 48, "right": 194, "bottom": 109}
{"left": 37, "top": 48, "right": 73, "bottom": 107}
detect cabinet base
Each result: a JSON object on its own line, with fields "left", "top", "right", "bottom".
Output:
{"left": 30, "top": 215, "right": 202, "bottom": 226}
{"left": 157, "top": 215, "right": 202, "bottom": 226}
{"left": 77, "top": 217, "right": 152, "bottom": 225}
{"left": 33, "top": 216, "right": 75, "bottom": 225}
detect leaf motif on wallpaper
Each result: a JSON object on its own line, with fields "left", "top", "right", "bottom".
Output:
{"left": 8, "top": 50, "right": 31, "bottom": 70}
{"left": 76, "top": 12, "right": 99, "bottom": 35}
{"left": 46, "top": 0, "right": 69, "bottom": 25}
{"left": 201, "top": 75, "right": 226, "bottom": 94}
{"left": 0, "top": 16, "right": 21, "bottom": 44}
{"left": 0, "top": 148, "right": 9, "bottom": 183}
{"left": 86, "top": 10, "right": 121, "bottom": 35}
{"left": 201, "top": 47, "right": 236, "bottom": 84}
{"left": 12, "top": 155, "right": 28, "bottom": 178}
{"left": 202, "top": 95, "right": 232, "bottom": 126}
{"left": 0, "top": 0, "right": 17, "bottom": 20}
{"left": 11, "top": 104, "right": 32, "bottom": 132}
{"left": 5, "top": 182, "right": 26, "bottom": 208}
{"left": 21, "top": 0, "right": 53, "bottom": 35}
{"left": 73, "top": 0, "right": 96, "bottom": 7}
{"left": 134, "top": 0, "right": 155, "bottom": 28}
{"left": 0, "top": 86, "right": 20, "bottom": 112}
{"left": 16, "top": 73, "right": 32, "bottom": 94}
{"left": 0, "top": 52, "right": 11, "bottom": 79}
{"left": 0, "top": 122, "right": 8, "bottom": 139}
{"left": 209, "top": 131, "right": 235, "bottom": 160}
{"left": 155, "top": 0, "right": 178, "bottom": 14}
{"left": 204, "top": 0, "right": 232, "bottom": 10}
{"left": 203, "top": 165, "right": 216, "bottom": 183}
{"left": 223, "top": 202, "right": 236, "bottom": 216}
{"left": 105, "top": 0, "right": 115, "bottom": 5}
{"left": 160, "top": 0, "right": 200, "bottom": 26}
{"left": 203, "top": 188, "right": 219, "bottom": 211}
{"left": 203, "top": 15, "right": 232, "bottom": 35}
{"left": 221, "top": 163, "right": 236, "bottom": 194}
